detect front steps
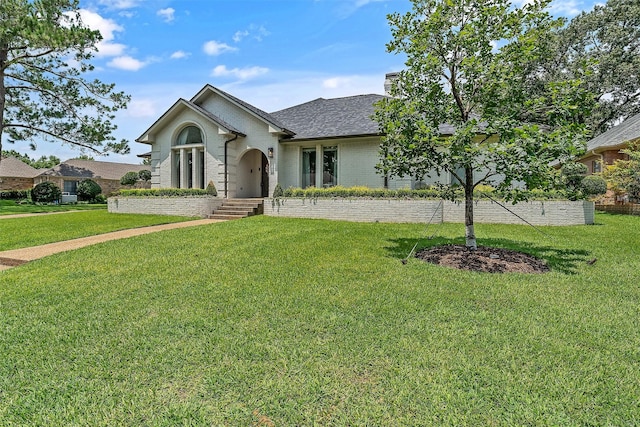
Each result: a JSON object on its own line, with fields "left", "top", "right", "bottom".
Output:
{"left": 208, "top": 198, "right": 264, "bottom": 220}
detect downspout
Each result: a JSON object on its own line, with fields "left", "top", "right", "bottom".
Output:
{"left": 224, "top": 133, "right": 239, "bottom": 198}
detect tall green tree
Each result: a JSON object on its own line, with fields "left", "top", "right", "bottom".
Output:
{"left": 1, "top": 149, "right": 60, "bottom": 168}
{"left": 375, "top": 0, "right": 591, "bottom": 250}
{"left": 0, "top": 0, "right": 130, "bottom": 166}
{"left": 554, "top": 0, "right": 640, "bottom": 135}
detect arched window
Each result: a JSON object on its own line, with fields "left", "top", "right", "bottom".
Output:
{"left": 175, "top": 126, "right": 203, "bottom": 145}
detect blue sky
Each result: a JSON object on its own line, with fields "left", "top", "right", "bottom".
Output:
{"left": 7, "top": 0, "right": 600, "bottom": 164}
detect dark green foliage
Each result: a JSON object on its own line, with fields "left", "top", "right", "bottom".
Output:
{"left": 138, "top": 170, "right": 151, "bottom": 182}
{"left": 120, "top": 171, "right": 140, "bottom": 186}
{"left": 118, "top": 188, "right": 210, "bottom": 197}
{"left": 1, "top": 150, "right": 60, "bottom": 169}
{"left": 561, "top": 162, "right": 588, "bottom": 192}
{"left": 580, "top": 175, "right": 607, "bottom": 196}
{"left": 0, "top": 0, "right": 130, "bottom": 157}
{"left": 0, "top": 190, "right": 30, "bottom": 200}
{"left": 272, "top": 183, "right": 284, "bottom": 198}
{"left": 76, "top": 179, "right": 102, "bottom": 202}
{"left": 206, "top": 181, "right": 217, "bottom": 196}
{"left": 31, "top": 181, "right": 61, "bottom": 203}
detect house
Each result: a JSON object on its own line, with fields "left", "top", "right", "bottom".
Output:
{"left": 579, "top": 112, "right": 640, "bottom": 174}
{"left": 35, "top": 159, "right": 150, "bottom": 196}
{"left": 0, "top": 156, "right": 41, "bottom": 191}
{"left": 137, "top": 74, "right": 457, "bottom": 198}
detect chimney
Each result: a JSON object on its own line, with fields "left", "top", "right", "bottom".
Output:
{"left": 384, "top": 72, "right": 399, "bottom": 96}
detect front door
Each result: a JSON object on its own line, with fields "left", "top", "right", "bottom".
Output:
{"left": 237, "top": 149, "right": 269, "bottom": 198}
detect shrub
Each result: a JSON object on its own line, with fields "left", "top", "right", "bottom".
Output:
{"left": 118, "top": 188, "right": 210, "bottom": 197}
{"left": 138, "top": 169, "right": 151, "bottom": 182}
{"left": 273, "top": 183, "right": 284, "bottom": 198}
{"left": 77, "top": 179, "right": 102, "bottom": 202}
{"left": 206, "top": 181, "right": 217, "bottom": 196}
{"left": 581, "top": 175, "right": 607, "bottom": 196}
{"left": 120, "top": 171, "right": 140, "bottom": 186}
{"left": 0, "top": 190, "right": 30, "bottom": 200}
{"left": 32, "top": 181, "right": 62, "bottom": 203}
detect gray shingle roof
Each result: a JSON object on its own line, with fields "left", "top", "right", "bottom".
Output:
{"left": 586, "top": 113, "right": 640, "bottom": 153}
{"left": 39, "top": 159, "right": 149, "bottom": 180}
{"left": 0, "top": 156, "right": 40, "bottom": 178}
{"left": 271, "top": 94, "right": 386, "bottom": 140}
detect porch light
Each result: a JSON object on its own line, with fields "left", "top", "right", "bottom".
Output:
{"left": 267, "top": 147, "right": 274, "bottom": 158}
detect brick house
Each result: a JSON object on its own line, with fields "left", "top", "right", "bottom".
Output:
{"left": 0, "top": 156, "right": 41, "bottom": 191}
{"left": 579, "top": 113, "right": 640, "bottom": 174}
{"left": 35, "top": 159, "right": 150, "bottom": 196}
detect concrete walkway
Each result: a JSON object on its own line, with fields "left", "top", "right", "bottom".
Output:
{"left": 0, "top": 218, "right": 224, "bottom": 271}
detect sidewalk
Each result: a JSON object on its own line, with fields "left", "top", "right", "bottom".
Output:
{"left": 0, "top": 218, "right": 224, "bottom": 271}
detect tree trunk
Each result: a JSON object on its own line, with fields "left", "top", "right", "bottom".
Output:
{"left": 0, "top": 43, "right": 7, "bottom": 160}
{"left": 464, "top": 166, "right": 477, "bottom": 250}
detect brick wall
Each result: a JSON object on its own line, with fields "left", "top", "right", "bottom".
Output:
{"left": 0, "top": 177, "right": 34, "bottom": 191}
{"left": 108, "top": 196, "right": 223, "bottom": 217}
{"left": 264, "top": 198, "right": 595, "bottom": 225}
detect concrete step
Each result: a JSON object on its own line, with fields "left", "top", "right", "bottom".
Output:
{"left": 209, "top": 198, "right": 264, "bottom": 220}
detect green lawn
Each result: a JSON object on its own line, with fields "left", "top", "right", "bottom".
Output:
{"left": 0, "top": 210, "right": 194, "bottom": 251}
{"left": 0, "top": 213, "right": 638, "bottom": 425}
{"left": 0, "top": 200, "right": 107, "bottom": 215}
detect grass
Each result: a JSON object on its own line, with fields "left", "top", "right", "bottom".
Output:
{"left": 0, "top": 213, "right": 638, "bottom": 425}
{"left": 0, "top": 199, "right": 106, "bottom": 215}
{"left": 0, "top": 210, "right": 194, "bottom": 251}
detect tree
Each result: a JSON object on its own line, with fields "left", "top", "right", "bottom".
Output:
{"left": 31, "top": 180, "right": 61, "bottom": 203}
{"left": 554, "top": 0, "right": 640, "bottom": 135}
{"left": 0, "top": 0, "right": 130, "bottom": 167}
{"left": 375, "top": 0, "right": 590, "bottom": 250}
{"left": 76, "top": 178, "right": 101, "bottom": 201}
{"left": 70, "top": 154, "right": 95, "bottom": 161}
{"left": 120, "top": 171, "right": 139, "bottom": 186}
{"left": 1, "top": 149, "right": 60, "bottom": 168}
{"left": 603, "top": 141, "right": 640, "bottom": 202}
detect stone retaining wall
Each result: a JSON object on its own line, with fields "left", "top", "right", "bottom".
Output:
{"left": 108, "top": 196, "right": 223, "bottom": 218}
{"left": 264, "top": 198, "right": 594, "bottom": 225}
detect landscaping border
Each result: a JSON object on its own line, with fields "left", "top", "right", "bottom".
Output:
{"left": 264, "top": 198, "right": 595, "bottom": 225}
{"left": 108, "top": 196, "right": 222, "bottom": 218}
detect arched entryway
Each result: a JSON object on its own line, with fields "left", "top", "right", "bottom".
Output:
{"left": 237, "top": 149, "right": 269, "bottom": 198}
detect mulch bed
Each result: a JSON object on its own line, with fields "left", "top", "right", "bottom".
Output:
{"left": 415, "top": 245, "right": 550, "bottom": 274}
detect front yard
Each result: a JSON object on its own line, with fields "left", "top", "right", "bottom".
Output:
{"left": 0, "top": 213, "right": 638, "bottom": 425}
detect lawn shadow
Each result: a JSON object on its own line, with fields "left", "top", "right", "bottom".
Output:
{"left": 386, "top": 236, "right": 591, "bottom": 275}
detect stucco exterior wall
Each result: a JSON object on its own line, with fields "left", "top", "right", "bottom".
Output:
{"left": 264, "top": 198, "right": 595, "bottom": 225}
{"left": 108, "top": 196, "right": 223, "bottom": 218}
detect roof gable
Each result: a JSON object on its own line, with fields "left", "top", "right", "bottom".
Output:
{"left": 191, "top": 85, "right": 294, "bottom": 136}
{"left": 136, "top": 98, "right": 246, "bottom": 144}
{"left": 0, "top": 156, "right": 40, "bottom": 178}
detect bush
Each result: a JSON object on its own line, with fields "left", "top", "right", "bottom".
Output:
{"left": 206, "top": 181, "right": 217, "bottom": 196}
{"left": 0, "top": 190, "right": 30, "bottom": 200}
{"left": 120, "top": 171, "right": 139, "bottom": 186}
{"left": 77, "top": 179, "right": 102, "bottom": 202}
{"left": 118, "top": 188, "right": 210, "bottom": 197}
{"left": 138, "top": 169, "right": 151, "bottom": 182}
{"left": 32, "top": 181, "right": 62, "bottom": 203}
{"left": 581, "top": 175, "right": 607, "bottom": 196}
{"left": 273, "top": 183, "right": 284, "bottom": 198}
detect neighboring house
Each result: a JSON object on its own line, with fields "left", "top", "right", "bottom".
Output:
{"left": 137, "top": 74, "right": 464, "bottom": 198}
{"left": 35, "top": 159, "right": 150, "bottom": 196}
{"left": 0, "top": 156, "right": 41, "bottom": 191}
{"left": 579, "top": 112, "right": 640, "bottom": 174}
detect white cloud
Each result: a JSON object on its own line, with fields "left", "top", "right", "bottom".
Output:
{"left": 203, "top": 41, "right": 237, "bottom": 56}
{"left": 233, "top": 30, "right": 250, "bottom": 43}
{"left": 108, "top": 56, "right": 147, "bottom": 71}
{"left": 75, "top": 9, "right": 125, "bottom": 58}
{"left": 170, "top": 50, "right": 190, "bottom": 59}
{"left": 211, "top": 65, "right": 269, "bottom": 80}
{"left": 128, "top": 98, "right": 157, "bottom": 118}
{"left": 323, "top": 76, "right": 352, "bottom": 89}
{"left": 98, "top": 0, "right": 139, "bottom": 9}
{"left": 157, "top": 8, "right": 175, "bottom": 23}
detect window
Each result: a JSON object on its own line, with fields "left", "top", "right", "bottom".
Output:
{"left": 175, "top": 126, "right": 203, "bottom": 145}
{"left": 323, "top": 146, "right": 337, "bottom": 187}
{"left": 302, "top": 148, "right": 316, "bottom": 188}
{"left": 592, "top": 160, "right": 602, "bottom": 173}
{"left": 63, "top": 180, "right": 78, "bottom": 195}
